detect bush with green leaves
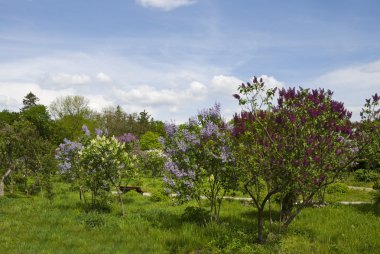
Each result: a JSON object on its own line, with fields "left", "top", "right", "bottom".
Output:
{"left": 137, "top": 149, "right": 166, "bottom": 177}
{"left": 326, "top": 182, "right": 349, "bottom": 194}
{"left": 139, "top": 131, "right": 162, "bottom": 150}
{"left": 354, "top": 169, "right": 379, "bottom": 182}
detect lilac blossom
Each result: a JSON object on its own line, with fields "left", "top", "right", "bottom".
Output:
{"left": 165, "top": 122, "right": 177, "bottom": 137}
{"left": 117, "top": 133, "right": 137, "bottom": 143}
{"left": 81, "top": 125, "right": 90, "bottom": 137}
{"left": 95, "top": 128, "right": 103, "bottom": 136}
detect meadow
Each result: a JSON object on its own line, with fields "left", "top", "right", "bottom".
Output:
{"left": 1, "top": 177, "right": 379, "bottom": 254}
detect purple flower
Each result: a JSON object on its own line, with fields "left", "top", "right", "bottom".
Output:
{"left": 201, "top": 122, "right": 219, "bottom": 138}
{"left": 117, "top": 133, "right": 137, "bottom": 143}
{"left": 373, "top": 93, "right": 380, "bottom": 103}
{"left": 233, "top": 94, "right": 240, "bottom": 100}
{"left": 165, "top": 122, "right": 177, "bottom": 137}
{"left": 95, "top": 128, "right": 103, "bottom": 136}
{"left": 82, "top": 125, "right": 90, "bottom": 137}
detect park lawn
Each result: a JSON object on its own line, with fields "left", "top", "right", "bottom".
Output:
{"left": 0, "top": 181, "right": 379, "bottom": 253}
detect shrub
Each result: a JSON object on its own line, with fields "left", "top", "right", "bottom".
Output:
{"left": 373, "top": 180, "right": 380, "bottom": 190}
{"left": 181, "top": 206, "right": 210, "bottom": 225}
{"left": 354, "top": 169, "right": 379, "bottom": 182}
{"left": 326, "top": 182, "right": 349, "bottom": 194}
{"left": 149, "top": 191, "right": 170, "bottom": 202}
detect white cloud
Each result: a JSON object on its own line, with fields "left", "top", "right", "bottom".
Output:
{"left": 317, "top": 60, "right": 380, "bottom": 89}
{"left": 113, "top": 80, "right": 207, "bottom": 108}
{"left": 258, "top": 75, "right": 285, "bottom": 90}
{"left": 0, "top": 82, "right": 75, "bottom": 111}
{"left": 313, "top": 60, "right": 380, "bottom": 121}
{"left": 210, "top": 74, "right": 284, "bottom": 97}
{"left": 47, "top": 73, "right": 91, "bottom": 86}
{"left": 135, "top": 0, "right": 196, "bottom": 11}
{"left": 211, "top": 75, "right": 243, "bottom": 96}
{"left": 96, "top": 72, "right": 112, "bottom": 83}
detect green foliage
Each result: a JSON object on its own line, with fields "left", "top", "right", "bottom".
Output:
{"left": 354, "top": 169, "right": 379, "bottom": 182}
{"left": 149, "top": 191, "right": 170, "bottom": 202}
{"left": 139, "top": 131, "right": 162, "bottom": 150}
{"left": 137, "top": 149, "right": 166, "bottom": 177}
{"left": 0, "top": 110, "right": 19, "bottom": 125}
{"left": 181, "top": 206, "right": 210, "bottom": 225}
{"left": 326, "top": 182, "right": 349, "bottom": 194}
{"left": 373, "top": 180, "right": 380, "bottom": 190}
{"left": 21, "top": 105, "right": 53, "bottom": 139}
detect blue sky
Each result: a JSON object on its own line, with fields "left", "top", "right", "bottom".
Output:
{"left": 0, "top": 0, "right": 379, "bottom": 122}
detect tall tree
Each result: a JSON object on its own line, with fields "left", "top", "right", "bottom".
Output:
{"left": 22, "top": 92, "right": 39, "bottom": 111}
{"left": 49, "top": 95, "right": 91, "bottom": 119}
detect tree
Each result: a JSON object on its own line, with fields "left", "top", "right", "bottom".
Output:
{"left": 21, "top": 105, "right": 52, "bottom": 139}
{"left": 49, "top": 95, "right": 91, "bottom": 119}
{"left": 233, "top": 77, "right": 358, "bottom": 242}
{"left": 97, "top": 105, "right": 129, "bottom": 136}
{"left": 56, "top": 126, "right": 137, "bottom": 214}
{"left": 139, "top": 131, "right": 162, "bottom": 151}
{"left": 0, "top": 121, "right": 55, "bottom": 197}
{"left": 162, "top": 103, "right": 237, "bottom": 221}
{"left": 359, "top": 94, "right": 380, "bottom": 170}
{"left": 0, "top": 110, "right": 19, "bottom": 125}
{"left": 22, "top": 92, "right": 39, "bottom": 111}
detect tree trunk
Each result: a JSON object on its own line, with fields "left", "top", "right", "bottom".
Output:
{"left": 257, "top": 208, "right": 264, "bottom": 243}
{"left": 0, "top": 168, "right": 12, "bottom": 197}
{"left": 0, "top": 180, "right": 4, "bottom": 197}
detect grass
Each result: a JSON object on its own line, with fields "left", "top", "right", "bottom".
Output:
{"left": 0, "top": 179, "right": 380, "bottom": 253}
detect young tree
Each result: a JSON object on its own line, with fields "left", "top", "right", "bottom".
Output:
{"left": 56, "top": 126, "right": 137, "bottom": 214}
{"left": 233, "top": 77, "right": 358, "bottom": 242}
{"left": 161, "top": 104, "right": 237, "bottom": 221}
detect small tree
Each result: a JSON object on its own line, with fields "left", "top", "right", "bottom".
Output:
{"left": 161, "top": 103, "right": 237, "bottom": 221}
{"left": 79, "top": 135, "right": 135, "bottom": 211}
{"left": 233, "top": 77, "right": 358, "bottom": 242}
{"left": 56, "top": 126, "right": 136, "bottom": 214}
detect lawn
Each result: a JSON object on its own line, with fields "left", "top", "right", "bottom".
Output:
{"left": 0, "top": 179, "right": 380, "bottom": 254}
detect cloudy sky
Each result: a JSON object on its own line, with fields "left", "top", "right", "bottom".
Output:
{"left": 0, "top": 0, "right": 379, "bottom": 122}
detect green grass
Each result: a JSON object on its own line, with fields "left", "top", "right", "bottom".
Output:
{"left": 325, "top": 189, "right": 377, "bottom": 203}
{"left": 1, "top": 180, "right": 380, "bottom": 253}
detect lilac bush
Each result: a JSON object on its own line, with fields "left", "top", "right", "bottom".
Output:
{"left": 232, "top": 77, "right": 358, "bottom": 242}
{"left": 161, "top": 103, "right": 237, "bottom": 221}
{"left": 56, "top": 125, "right": 137, "bottom": 211}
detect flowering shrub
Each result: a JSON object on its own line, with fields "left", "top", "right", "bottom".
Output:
{"left": 56, "top": 125, "right": 136, "bottom": 209}
{"left": 232, "top": 77, "right": 358, "bottom": 242}
{"left": 79, "top": 135, "right": 135, "bottom": 206}
{"left": 161, "top": 103, "right": 237, "bottom": 220}
{"left": 117, "top": 132, "right": 138, "bottom": 151}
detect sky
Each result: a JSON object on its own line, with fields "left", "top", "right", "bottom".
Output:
{"left": 0, "top": 0, "right": 379, "bottom": 122}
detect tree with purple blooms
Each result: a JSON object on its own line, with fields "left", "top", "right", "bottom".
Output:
{"left": 233, "top": 77, "right": 358, "bottom": 243}
{"left": 161, "top": 103, "right": 237, "bottom": 221}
